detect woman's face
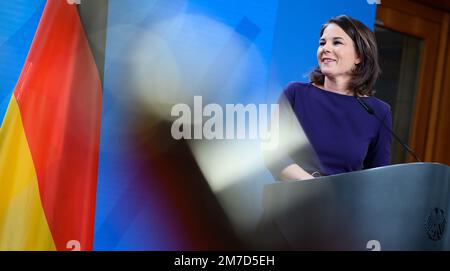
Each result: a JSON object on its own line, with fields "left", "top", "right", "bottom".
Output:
{"left": 317, "top": 23, "right": 360, "bottom": 81}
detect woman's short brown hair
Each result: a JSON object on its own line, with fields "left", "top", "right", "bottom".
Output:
{"left": 310, "top": 15, "right": 380, "bottom": 96}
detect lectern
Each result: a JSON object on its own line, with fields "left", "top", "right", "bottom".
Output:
{"left": 260, "top": 163, "right": 450, "bottom": 250}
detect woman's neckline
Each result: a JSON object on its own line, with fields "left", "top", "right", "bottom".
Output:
{"left": 310, "top": 83, "right": 371, "bottom": 99}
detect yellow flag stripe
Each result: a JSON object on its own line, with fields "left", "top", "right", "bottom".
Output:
{"left": 0, "top": 96, "right": 56, "bottom": 250}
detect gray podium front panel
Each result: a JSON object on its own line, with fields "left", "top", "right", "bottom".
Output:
{"left": 262, "top": 163, "right": 450, "bottom": 250}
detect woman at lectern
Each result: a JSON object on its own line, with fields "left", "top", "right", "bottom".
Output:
{"left": 264, "top": 15, "right": 392, "bottom": 181}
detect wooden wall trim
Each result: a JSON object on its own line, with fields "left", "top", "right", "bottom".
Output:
{"left": 376, "top": 5, "right": 440, "bottom": 38}
{"left": 377, "top": 4, "right": 441, "bottom": 161}
{"left": 378, "top": 0, "right": 450, "bottom": 164}
{"left": 410, "top": 31, "right": 440, "bottom": 161}
{"left": 382, "top": 0, "right": 444, "bottom": 23}
{"left": 432, "top": 20, "right": 450, "bottom": 165}
{"left": 425, "top": 13, "right": 449, "bottom": 161}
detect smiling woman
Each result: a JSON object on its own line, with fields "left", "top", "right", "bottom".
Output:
{"left": 311, "top": 15, "right": 380, "bottom": 97}
{"left": 264, "top": 15, "right": 392, "bottom": 181}
{"left": 316, "top": 24, "right": 361, "bottom": 95}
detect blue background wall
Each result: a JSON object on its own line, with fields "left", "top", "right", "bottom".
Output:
{"left": 0, "top": 0, "right": 45, "bottom": 123}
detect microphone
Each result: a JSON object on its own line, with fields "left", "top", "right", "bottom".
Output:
{"left": 355, "top": 95, "right": 422, "bottom": 162}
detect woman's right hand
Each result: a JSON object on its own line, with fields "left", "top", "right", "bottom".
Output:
{"left": 280, "top": 164, "right": 314, "bottom": 181}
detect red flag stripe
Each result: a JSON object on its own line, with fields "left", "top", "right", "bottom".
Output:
{"left": 14, "top": 0, "right": 102, "bottom": 250}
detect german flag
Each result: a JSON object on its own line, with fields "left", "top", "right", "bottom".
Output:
{"left": 0, "top": 0, "right": 102, "bottom": 250}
